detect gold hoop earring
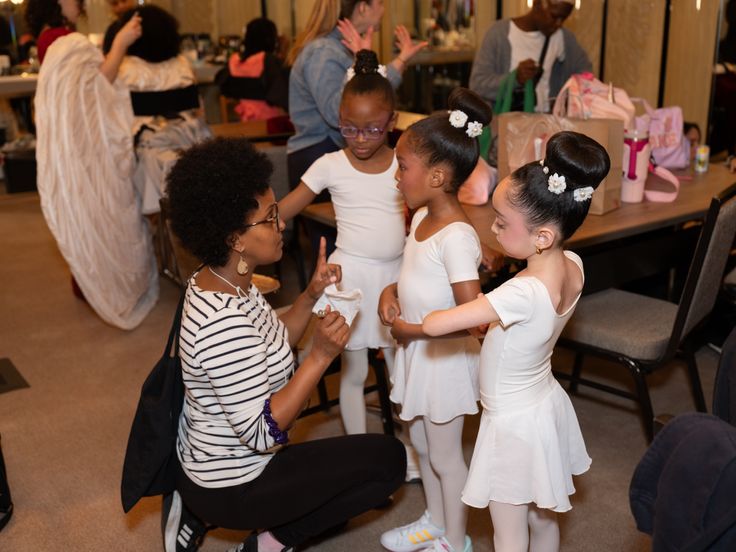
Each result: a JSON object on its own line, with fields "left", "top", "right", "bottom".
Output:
{"left": 536, "top": 246, "right": 542, "bottom": 255}
{"left": 237, "top": 253, "right": 249, "bottom": 275}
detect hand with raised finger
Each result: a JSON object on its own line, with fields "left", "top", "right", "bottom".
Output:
{"left": 307, "top": 237, "right": 342, "bottom": 301}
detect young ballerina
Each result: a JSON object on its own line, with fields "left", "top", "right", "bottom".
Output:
{"left": 423, "top": 131, "right": 611, "bottom": 552}
{"left": 378, "top": 88, "right": 492, "bottom": 552}
{"left": 279, "top": 49, "right": 405, "bottom": 437}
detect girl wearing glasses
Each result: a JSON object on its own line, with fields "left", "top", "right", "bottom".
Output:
{"left": 377, "top": 88, "right": 492, "bottom": 552}
{"left": 280, "top": 50, "right": 406, "bottom": 443}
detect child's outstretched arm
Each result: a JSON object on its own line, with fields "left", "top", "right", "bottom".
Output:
{"left": 278, "top": 182, "right": 318, "bottom": 222}
{"left": 423, "top": 295, "right": 499, "bottom": 337}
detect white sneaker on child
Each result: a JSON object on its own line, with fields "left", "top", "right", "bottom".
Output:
{"left": 380, "top": 510, "right": 445, "bottom": 552}
{"left": 420, "top": 535, "right": 472, "bottom": 552}
{"left": 404, "top": 443, "right": 421, "bottom": 483}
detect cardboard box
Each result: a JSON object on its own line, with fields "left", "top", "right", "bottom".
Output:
{"left": 497, "top": 113, "right": 623, "bottom": 215}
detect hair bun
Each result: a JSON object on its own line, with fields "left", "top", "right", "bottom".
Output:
{"left": 544, "top": 131, "right": 610, "bottom": 192}
{"left": 354, "top": 49, "right": 380, "bottom": 75}
{"left": 447, "top": 88, "right": 492, "bottom": 130}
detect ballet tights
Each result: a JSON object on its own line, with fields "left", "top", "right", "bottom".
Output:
{"left": 488, "top": 501, "right": 560, "bottom": 552}
{"left": 339, "top": 348, "right": 395, "bottom": 435}
{"left": 409, "top": 416, "right": 468, "bottom": 551}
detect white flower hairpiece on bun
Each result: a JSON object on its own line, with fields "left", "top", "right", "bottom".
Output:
{"left": 448, "top": 110, "right": 468, "bottom": 128}
{"left": 448, "top": 110, "right": 483, "bottom": 138}
{"left": 466, "top": 121, "right": 483, "bottom": 138}
{"left": 346, "top": 64, "right": 388, "bottom": 82}
{"left": 573, "top": 186, "right": 595, "bottom": 202}
{"left": 547, "top": 173, "right": 567, "bottom": 194}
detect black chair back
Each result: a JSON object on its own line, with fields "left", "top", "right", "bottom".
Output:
{"left": 665, "top": 183, "right": 736, "bottom": 358}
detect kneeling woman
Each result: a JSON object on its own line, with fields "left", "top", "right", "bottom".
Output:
{"left": 165, "top": 137, "right": 406, "bottom": 552}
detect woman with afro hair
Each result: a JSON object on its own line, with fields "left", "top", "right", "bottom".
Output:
{"left": 162, "top": 136, "right": 406, "bottom": 552}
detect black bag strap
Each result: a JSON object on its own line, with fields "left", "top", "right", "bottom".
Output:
{"left": 534, "top": 34, "right": 552, "bottom": 86}
{"left": 165, "top": 294, "right": 186, "bottom": 360}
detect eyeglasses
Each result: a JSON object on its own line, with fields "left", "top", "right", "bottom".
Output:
{"left": 339, "top": 114, "right": 394, "bottom": 140}
{"left": 246, "top": 204, "right": 280, "bottom": 229}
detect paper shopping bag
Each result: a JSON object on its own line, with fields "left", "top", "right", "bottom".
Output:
{"left": 497, "top": 112, "right": 623, "bottom": 215}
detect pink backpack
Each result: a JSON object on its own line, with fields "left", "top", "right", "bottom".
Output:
{"left": 631, "top": 98, "right": 689, "bottom": 169}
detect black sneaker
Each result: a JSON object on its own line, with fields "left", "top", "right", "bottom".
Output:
{"left": 162, "top": 490, "right": 208, "bottom": 552}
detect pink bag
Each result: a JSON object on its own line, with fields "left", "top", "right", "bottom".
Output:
{"left": 552, "top": 73, "right": 636, "bottom": 130}
{"left": 458, "top": 158, "right": 496, "bottom": 205}
{"left": 644, "top": 162, "right": 680, "bottom": 203}
{"left": 632, "top": 99, "right": 689, "bottom": 169}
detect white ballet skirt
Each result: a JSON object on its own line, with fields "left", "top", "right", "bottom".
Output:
{"left": 328, "top": 249, "right": 401, "bottom": 350}
{"left": 461, "top": 252, "right": 591, "bottom": 512}
{"left": 390, "top": 208, "right": 481, "bottom": 423}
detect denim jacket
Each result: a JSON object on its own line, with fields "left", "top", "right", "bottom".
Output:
{"left": 287, "top": 27, "right": 402, "bottom": 154}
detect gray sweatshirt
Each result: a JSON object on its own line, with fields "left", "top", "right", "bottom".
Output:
{"left": 469, "top": 19, "right": 592, "bottom": 107}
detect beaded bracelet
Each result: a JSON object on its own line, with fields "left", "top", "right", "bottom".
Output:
{"left": 263, "top": 398, "right": 289, "bottom": 445}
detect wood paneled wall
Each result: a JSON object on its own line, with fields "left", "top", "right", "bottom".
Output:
{"left": 79, "top": 0, "right": 723, "bottom": 135}
{"left": 603, "top": 0, "right": 666, "bottom": 107}
{"left": 663, "top": 0, "right": 721, "bottom": 138}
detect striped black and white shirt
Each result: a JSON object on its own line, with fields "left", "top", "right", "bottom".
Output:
{"left": 176, "top": 277, "right": 294, "bottom": 488}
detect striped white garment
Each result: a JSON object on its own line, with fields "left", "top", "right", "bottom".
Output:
{"left": 176, "top": 277, "right": 294, "bottom": 488}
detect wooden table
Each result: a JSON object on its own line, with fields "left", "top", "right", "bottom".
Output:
{"left": 302, "top": 165, "right": 735, "bottom": 251}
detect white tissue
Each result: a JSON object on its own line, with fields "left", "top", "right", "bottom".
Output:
{"left": 312, "top": 284, "right": 363, "bottom": 326}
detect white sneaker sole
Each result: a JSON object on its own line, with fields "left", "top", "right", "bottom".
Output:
{"left": 164, "top": 491, "right": 183, "bottom": 552}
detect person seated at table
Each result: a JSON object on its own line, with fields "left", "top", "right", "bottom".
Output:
{"left": 216, "top": 17, "right": 289, "bottom": 122}
{"left": 28, "top": 0, "right": 159, "bottom": 329}
{"left": 163, "top": 136, "right": 406, "bottom": 552}
{"left": 469, "top": 0, "right": 591, "bottom": 112}
{"left": 104, "top": 4, "right": 211, "bottom": 215}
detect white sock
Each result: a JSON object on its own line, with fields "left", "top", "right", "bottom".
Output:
{"left": 339, "top": 349, "right": 369, "bottom": 434}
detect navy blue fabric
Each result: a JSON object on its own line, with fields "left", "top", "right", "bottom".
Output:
{"left": 630, "top": 413, "right": 736, "bottom": 551}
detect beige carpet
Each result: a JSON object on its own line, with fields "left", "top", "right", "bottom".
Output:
{"left": 0, "top": 192, "right": 719, "bottom": 551}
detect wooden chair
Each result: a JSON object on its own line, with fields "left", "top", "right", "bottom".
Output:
{"left": 556, "top": 183, "right": 736, "bottom": 441}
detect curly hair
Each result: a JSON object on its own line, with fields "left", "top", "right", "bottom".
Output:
{"left": 166, "top": 137, "right": 272, "bottom": 267}
{"left": 25, "top": 0, "right": 67, "bottom": 38}
{"left": 104, "top": 5, "right": 180, "bottom": 62}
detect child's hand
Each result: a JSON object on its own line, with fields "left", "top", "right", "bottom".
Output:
{"left": 306, "top": 237, "right": 341, "bottom": 301}
{"left": 390, "top": 317, "right": 412, "bottom": 346}
{"left": 338, "top": 18, "right": 373, "bottom": 54}
{"left": 480, "top": 243, "right": 505, "bottom": 273}
{"left": 378, "top": 285, "right": 401, "bottom": 326}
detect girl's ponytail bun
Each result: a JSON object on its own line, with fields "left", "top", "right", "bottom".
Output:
{"left": 447, "top": 88, "right": 493, "bottom": 131}
{"left": 353, "top": 49, "right": 380, "bottom": 75}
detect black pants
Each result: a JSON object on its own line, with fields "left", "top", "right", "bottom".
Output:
{"left": 287, "top": 138, "right": 339, "bottom": 262}
{"left": 177, "top": 434, "right": 406, "bottom": 548}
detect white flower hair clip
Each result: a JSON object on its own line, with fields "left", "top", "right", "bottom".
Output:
{"left": 573, "top": 186, "right": 595, "bottom": 202}
{"left": 466, "top": 121, "right": 483, "bottom": 138}
{"left": 448, "top": 109, "right": 468, "bottom": 128}
{"left": 547, "top": 173, "right": 567, "bottom": 195}
{"left": 346, "top": 64, "right": 388, "bottom": 82}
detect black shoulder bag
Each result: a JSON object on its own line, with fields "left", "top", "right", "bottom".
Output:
{"left": 121, "top": 295, "right": 185, "bottom": 513}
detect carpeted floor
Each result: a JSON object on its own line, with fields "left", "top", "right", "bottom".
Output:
{"left": 0, "top": 192, "right": 719, "bottom": 551}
